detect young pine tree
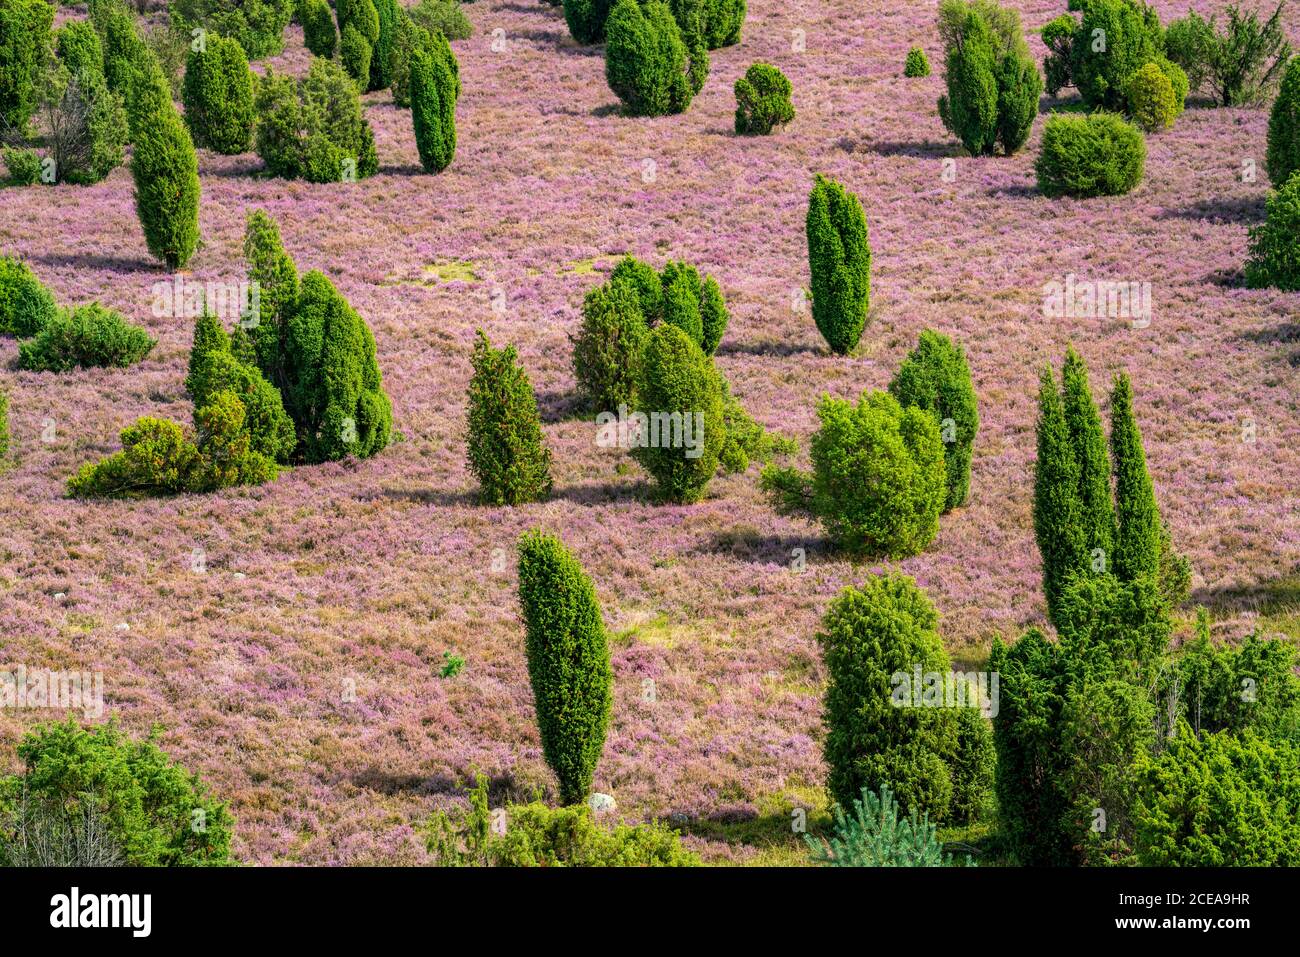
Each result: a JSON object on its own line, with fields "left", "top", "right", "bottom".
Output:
{"left": 1060, "top": 346, "right": 1115, "bottom": 569}
{"left": 410, "top": 42, "right": 457, "bottom": 173}
{"left": 1033, "top": 364, "right": 1086, "bottom": 628}
{"left": 1109, "top": 372, "right": 1161, "bottom": 585}
{"left": 516, "top": 529, "right": 613, "bottom": 805}
{"left": 465, "top": 330, "right": 552, "bottom": 505}
{"left": 806, "top": 174, "right": 870, "bottom": 356}
{"left": 128, "top": 56, "right": 200, "bottom": 269}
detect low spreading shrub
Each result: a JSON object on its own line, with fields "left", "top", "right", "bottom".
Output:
{"left": 168, "top": 0, "right": 294, "bottom": 59}
{"left": 254, "top": 59, "right": 378, "bottom": 182}
{"left": 1126, "top": 61, "right": 1176, "bottom": 132}
{"left": 3, "top": 146, "right": 42, "bottom": 185}
{"left": 762, "top": 390, "right": 946, "bottom": 557}
{"left": 0, "top": 256, "right": 58, "bottom": 337}
{"left": 408, "top": 0, "right": 473, "bottom": 41}
{"left": 1035, "top": 112, "right": 1145, "bottom": 198}
{"left": 17, "top": 303, "right": 155, "bottom": 372}
{"left": 734, "top": 62, "right": 793, "bottom": 134}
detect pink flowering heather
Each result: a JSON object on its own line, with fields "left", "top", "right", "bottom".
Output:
{"left": 0, "top": 1, "right": 1297, "bottom": 865}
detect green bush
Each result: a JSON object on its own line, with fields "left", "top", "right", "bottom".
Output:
{"left": 0, "top": 256, "right": 58, "bottom": 337}
{"left": 1133, "top": 727, "right": 1300, "bottom": 865}
{"left": 816, "top": 574, "right": 958, "bottom": 820}
{"left": 466, "top": 330, "right": 552, "bottom": 505}
{"left": 1070, "top": 0, "right": 1162, "bottom": 111}
{"left": 1245, "top": 170, "right": 1300, "bottom": 289}
{"left": 2, "top": 146, "right": 41, "bottom": 185}
{"left": 281, "top": 270, "right": 391, "bottom": 462}
{"left": 1061, "top": 346, "right": 1115, "bottom": 579}
{"left": 0, "top": 719, "right": 234, "bottom": 867}
{"left": 254, "top": 59, "right": 379, "bottom": 182}
{"left": 936, "top": 0, "right": 1041, "bottom": 156}
{"left": 241, "top": 209, "right": 300, "bottom": 383}
{"left": 168, "top": 0, "right": 295, "bottom": 59}
{"left": 128, "top": 57, "right": 200, "bottom": 269}
{"left": 0, "top": 0, "right": 53, "bottom": 132}
{"left": 734, "top": 61, "right": 793, "bottom": 134}
{"left": 1165, "top": 3, "right": 1290, "bottom": 107}
{"left": 806, "top": 174, "right": 870, "bottom": 355}
{"left": 1267, "top": 56, "right": 1300, "bottom": 187}
{"left": 338, "top": 0, "right": 379, "bottom": 45}
{"left": 516, "top": 530, "right": 613, "bottom": 806}
{"left": 97, "top": 1, "right": 150, "bottom": 100}
{"left": 186, "top": 310, "right": 296, "bottom": 463}
{"left": 17, "top": 303, "right": 155, "bottom": 372}
{"left": 1109, "top": 372, "right": 1161, "bottom": 586}
{"left": 411, "top": 39, "right": 457, "bottom": 172}
{"left": 949, "top": 706, "right": 995, "bottom": 825}
{"left": 762, "top": 391, "right": 945, "bottom": 558}
{"left": 390, "top": 14, "right": 461, "bottom": 109}
{"left": 56, "top": 19, "right": 103, "bottom": 79}
{"left": 39, "top": 63, "right": 129, "bottom": 185}
{"left": 631, "top": 323, "right": 726, "bottom": 503}
{"left": 1035, "top": 112, "right": 1144, "bottom": 198}
{"left": 904, "top": 46, "right": 930, "bottom": 78}
{"left": 667, "top": 0, "right": 744, "bottom": 50}
{"left": 368, "top": 0, "right": 399, "bottom": 90}
{"left": 888, "top": 329, "right": 979, "bottom": 512}
{"left": 807, "top": 785, "right": 957, "bottom": 866}
{"left": 188, "top": 389, "right": 279, "bottom": 491}
{"left": 1126, "top": 61, "right": 1176, "bottom": 131}
{"left": 563, "top": 0, "right": 616, "bottom": 43}
{"left": 340, "top": 24, "right": 372, "bottom": 89}
{"left": 605, "top": 0, "right": 706, "bottom": 117}
{"left": 571, "top": 280, "right": 650, "bottom": 414}
{"left": 301, "top": 0, "right": 337, "bottom": 57}
{"left": 1041, "top": 13, "right": 1075, "bottom": 95}
{"left": 425, "top": 777, "right": 698, "bottom": 866}
{"left": 408, "top": 0, "right": 473, "bottom": 41}
{"left": 182, "top": 33, "right": 255, "bottom": 154}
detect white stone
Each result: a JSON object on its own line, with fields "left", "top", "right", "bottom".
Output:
{"left": 589, "top": 792, "right": 616, "bottom": 813}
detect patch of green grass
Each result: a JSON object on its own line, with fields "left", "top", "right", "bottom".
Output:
{"left": 685, "top": 784, "right": 831, "bottom": 867}
{"left": 423, "top": 260, "right": 481, "bottom": 283}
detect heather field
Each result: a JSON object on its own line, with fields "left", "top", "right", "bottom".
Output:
{"left": 1, "top": 0, "right": 1298, "bottom": 866}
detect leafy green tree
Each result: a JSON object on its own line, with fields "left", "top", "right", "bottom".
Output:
{"left": 55, "top": 20, "right": 103, "bottom": 79}
{"left": 1033, "top": 364, "right": 1085, "bottom": 626}
{"left": 253, "top": 59, "right": 378, "bottom": 182}
{"left": 806, "top": 174, "right": 870, "bottom": 355}
{"left": 817, "top": 574, "right": 958, "bottom": 820}
{"left": 340, "top": 24, "right": 373, "bottom": 88}
{"left": 127, "top": 56, "right": 200, "bottom": 269}
{"left": 242, "top": 208, "right": 301, "bottom": 390}
{"left": 1041, "top": 13, "right": 1076, "bottom": 95}
{"left": 734, "top": 62, "right": 793, "bottom": 134}
{"left": 571, "top": 279, "right": 650, "bottom": 414}
{"left": 763, "top": 391, "right": 945, "bottom": 557}
{"left": 888, "top": 329, "right": 979, "bottom": 511}
{"left": 516, "top": 530, "right": 613, "bottom": 806}
{"left": 939, "top": 8, "right": 999, "bottom": 155}
{"left": 390, "top": 14, "right": 460, "bottom": 109}
{"left": 563, "top": 0, "right": 616, "bottom": 43}
{"left": 410, "top": 39, "right": 457, "bottom": 172}
{"left": 466, "top": 330, "right": 552, "bottom": 505}
{"left": 1267, "top": 55, "right": 1300, "bottom": 187}
{"left": 1070, "top": 0, "right": 1161, "bottom": 111}
{"left": 168, "top": 0, "right": 295, "bottom": 59}
{"left": 182, "top": 33, "right": 255, "bottom": 154}
{"left": 605, "top": 0, "right": 706, "bottom": 116}
{"left": 0, "top": 256, "right": 58, "bottom": 337}
{"left": 369, "top": 0, "right": 399, "bottom": 90}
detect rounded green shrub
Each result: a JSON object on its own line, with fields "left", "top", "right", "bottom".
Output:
{"left": 67, "top": 417, "right": 196, "bottom": 496}
{"left": 1246, "top": 161, "right": 1300, "bottom": 289}
{"left": 904, "top": 46, "right": 930, "bottom": 78}
{"left": 408, "top": 0, "right": 473, "bottom": 41}
{"left": 128, "top": 58, "right": 201, "bottom": 269}
{"left": 563, "top": 0, "right": 616, "bottom": 43}
{"left": 888, "top": 329, "right": 979, "bottom": 512}
{"left": 254, "top": 59, "right": 379, "bottom": 182}
{"left": 516, "top": 529, "right": 613, "bottom": 806}
{"left": 605, "top": 0, "right": 706, "bottom": 117}
{"left": 571, "top": 279, "right": 650, "bottom": 414}
{"left": 667, "top": 0, "right": 744, "bottom": 50}
{"left": 806, "top": 173, "right": 870, "bottom": 356}
{"left": 1035, "top": 112, "right": 1145, "bottom": 198}
{"left": 17, "top": 303, "right": 156, "bottom": 372}
{"left": 466, "top": 330, "right": 552, "bottom": 505}
{"left": 761, "top": 391, "right": 946, "bottom": 558}
{"left": 817, "top": 574, "right": 958, "bottom": 821}
{"left": 631, "top": 323, "right": 725, "bottom": 503}
{"left": 182, "top": 33, "right": 255, "bottom": 154}
{"left": 1069, "top": 0, "right": 1161, "bottom": 110}
{"left": 0, "top": 0, "right": 54, "bottom": 132}
{"left": 411, "top": 39, "right": 457, "bottom": 172}
{"left": 1267, "top": 55, "right": 1300, "bottom": 187}
{"left": 56, "top": 20, "right": 104, "bottom": 79}
{"left": 659, "top": 260, "right": 705, "bottom": 345}
{"left": 301, "top": 0, "right": 338, "bottom": 58}
{"left": 734, "top": 61, "right": 793, "bottom": 135}
{"left": 168, "top": 0, "right": 295, "bottom": 59}
{"left": 282, "top": 270, "right": 392, "bottom": 462}
{"left": 340, "top": 24, "right": 373, "bottom": 88}
{"left": 0, "top": 718, "right": 234, "bottom": 866}
{"left": 0, "top": 256, "right": 58, "bottom": 337}
{"left": 2, "top": 146, "right": 41, "bottom": 185}
{"left": 1126, "top": 61, "right": 1176, "bottom": 131}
